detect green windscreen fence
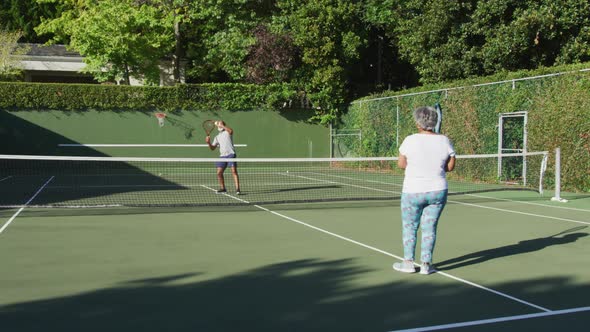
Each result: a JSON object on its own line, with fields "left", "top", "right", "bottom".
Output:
{"left": 1, "top": 109, "right": 329, "bottom": 158}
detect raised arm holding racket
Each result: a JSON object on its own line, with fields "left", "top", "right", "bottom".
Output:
{"left": 205, "top": 120, "right": 241, "bottom": 195}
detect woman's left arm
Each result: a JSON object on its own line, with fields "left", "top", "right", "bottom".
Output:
{"left": 446, "top": 155, "right": 456, "bottom": 172}
{"left": 398, "top": 154, "right": 407, "bottom": 169}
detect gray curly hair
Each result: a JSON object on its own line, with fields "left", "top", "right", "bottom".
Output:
{"left": 413, "top": 106, "right": 438, "bottom": 131}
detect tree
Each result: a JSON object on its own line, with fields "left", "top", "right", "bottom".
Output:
{"left": 272, "top": 0, "right": 367, "bottom": 122}
{"left": 390, "top": 0, "right": 590, "bottom": 83}
{"left": 134, "top": 0, "right": 194, "bottom": 83}
{"left": 182, "top": 0, "right": 272, "bottom": 82}
{"left": 245, "top": 25, "right": 297, "bottom": 84}
{"left": 473, "top": 0, "right": 590, "bottom": 71}
{"left": 35, "top": 0, "right": 175, "bottom": 85}
{"left": 0, "top": 0, "right": 63, "bottom": 43}
{"left": 0, "top": 29, "right": 30, "bottom": 81}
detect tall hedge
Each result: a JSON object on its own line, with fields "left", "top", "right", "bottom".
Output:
{"left": 0, "top": 82, "right": 300, "bottom": 112}
{"left": 341, "top": 65, "right": 590, "bottom": 192}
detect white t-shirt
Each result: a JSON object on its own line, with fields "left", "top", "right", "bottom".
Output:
{"left": 398, "top": 134, "right": 456, "bottom": 193}
{"left": 212, "top": 130, "right": 236, "bottom": 157}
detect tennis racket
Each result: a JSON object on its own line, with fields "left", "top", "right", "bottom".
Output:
{"left": 202, "top": 120, "right": 216, "bottom": 136}
{"left": 434, "top": 103, "right": 443, "bottom": 134}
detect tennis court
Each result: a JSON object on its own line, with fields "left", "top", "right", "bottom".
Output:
{"left": 1, "top": 154, "right": 589, "bottom": 331}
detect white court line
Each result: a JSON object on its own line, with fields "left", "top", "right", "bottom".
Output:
{"left": 322, "top": 173, "right": 590, "bottom": 212}
{"left": 449, "top": 200, "right": 590, "bottom": 226}
{"left": 0, "top": 204, "right": 122, "bottom": 209}
{"left": 317, "top": 171, "right": 589, "bottom": 212}
{"left": 0, "top": 176, "right": 54, "bottom": 235}
{"left": 306, "top": 172, "right": 590, "bottom": 225}
{"left": 308, "top": 171, "right": 403, "bottom": 186}
{"left": 462, "top": 193, "right": 590, "bottom": 213}
{"left": 0, "top": 176, "right": 12, "bottom": 182}
{"left": 281, "top": 172, "right": 395, "bottom": 194}
{"left": 44, "top": 181, "right": 321, "bottom": 189}
{"left": 388, "top": 306, "right": 590, "bottom": 332}
{"left": 58, "top": 144, "right": 248, "bottom": 147}
{"left": 201, "top": 185, "right": 551, "bottom": 312}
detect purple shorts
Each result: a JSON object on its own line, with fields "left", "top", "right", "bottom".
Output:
{"left": 215, "top": 154, "right": 237, "bottom": 168}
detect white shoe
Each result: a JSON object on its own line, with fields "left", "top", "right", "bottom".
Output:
{"left": 393, "top": 261, "right": 416, "bottom": 273}
{"left": 420, "top": 262, "right": 436, "bottom": 275}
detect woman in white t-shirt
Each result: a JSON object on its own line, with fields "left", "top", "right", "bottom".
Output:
{"left": 393, "top": 106, "right": 456, "bottom": 275}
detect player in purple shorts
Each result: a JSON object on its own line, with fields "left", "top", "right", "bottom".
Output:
{"left": 205, "top": 120, "right": 241, "bottom": 195}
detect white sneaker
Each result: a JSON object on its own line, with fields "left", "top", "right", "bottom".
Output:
{"left": 393, "top": 261, "right": 416, "bottom": 273}
{"left": 420, "top": 262, "right": 436, "bottom": 275}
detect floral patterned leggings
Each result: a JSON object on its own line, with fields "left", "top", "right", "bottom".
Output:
{"left": 400, "top": 189, "right": 448, "bottom": 263}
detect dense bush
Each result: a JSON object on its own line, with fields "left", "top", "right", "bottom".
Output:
{"left": 341, "top": 63, "right": 590, "bottom": 192}
{"left": 0, "top": 82, "right": 300, "bottom": 112}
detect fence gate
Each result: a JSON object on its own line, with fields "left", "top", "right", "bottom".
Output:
{"left": 330, "top": 126, "right": 362, "bottom": 158}
{"left": 498, "top": 111, "right": 528, "bottom": 185}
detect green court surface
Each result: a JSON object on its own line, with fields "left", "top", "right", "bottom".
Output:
{"left": 1, "top": 191, "right": 589, "bottom": 331}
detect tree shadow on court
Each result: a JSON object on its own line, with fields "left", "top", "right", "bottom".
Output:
{"left": 436, "top": 226, "right": 588, "bottom": 271}
{"left": 1, "top": 258, "right": 590, "bottom": 332}
{"left": 0, "top": 111, "right": 190, "bottom": 208}
{"left": 0, "top": 110, "right": 104, "bottom": 156}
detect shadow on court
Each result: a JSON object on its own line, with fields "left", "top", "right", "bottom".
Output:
{"left": 437, "top": 227, "right": 588, "bottom": 271}
{"left": 1, "top": 258, "right": 589, "bottom": 332}
{"left": 0, "top": 111, "right": 197, "bottom": 207}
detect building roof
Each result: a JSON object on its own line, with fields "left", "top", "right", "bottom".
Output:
{"left": 22, "top": 43, "right": 83, "bottom": 58}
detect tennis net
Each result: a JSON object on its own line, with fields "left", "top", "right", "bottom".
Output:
{"left": 0, "top": 152, "right": 548, "bottom": 208}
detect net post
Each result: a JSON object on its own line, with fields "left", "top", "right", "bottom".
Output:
{"left": 551, "top": 147, "right": 568, "bottom": 203}
{"left": 523, "top": 112, "right": 528, "bottom": 186}
{"left": 396, "top": 98, "right": 400, "bottom": 149}
{"left": 329, "top": 122, "right": 333, "bottom": 158}
{"left": 539, "top": 152, "right": 548, "bottom": 195}
{"left": 497, "top": 116, "right": 503, "bottom": 179}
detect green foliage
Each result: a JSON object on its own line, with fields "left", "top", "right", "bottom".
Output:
{"left": 35, "top": 0, "right": 175, "bottom": 85}
{"left": 528, "top": 75, "right": 590, "bottom": 192}
{"left": 0, "top": 82, "right": 299, "bottom": 112}
{"left": 0, "top": 0, "right": 62, "bottom": 43}
{"left": 11, "top": 0, "right": 590, "bottom": 123}
{"left": 245, "top": 25, "right": 297, "bottom": 84}
{"left": 3, "top": 0, "right": 590, "bottom": 136}
{"left": 184, "top": 0, "right": 270, "bottom": 82}
{"left": 4, "top": 0, "right": 590, "bottom": 104}
{"left": 272, "top": 0, "right": 367, "bottom": 124}
{"left": 204, "top": 26, "right": 256, "bottom": 81}
{"left": 389, "top": 0, "right": 590, "bottom": 84}
{"left": 0, "top": 29, "right": 29, "bottom": 80}
{"left": 341, "top": 63, "right": 590, "bottom": 192}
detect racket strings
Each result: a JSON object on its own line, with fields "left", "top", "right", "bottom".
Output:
{"left": 202, "top": 120, "right": 216, "bottom": 135}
